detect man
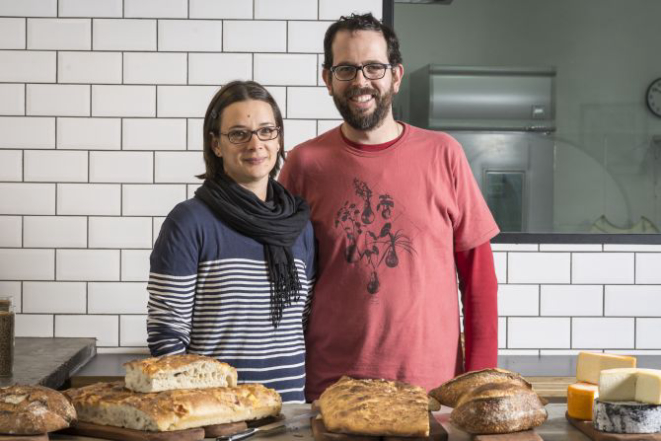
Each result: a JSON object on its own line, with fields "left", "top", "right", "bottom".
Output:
{"left": 279, "top": 13, "right": 500, "bottom": 402}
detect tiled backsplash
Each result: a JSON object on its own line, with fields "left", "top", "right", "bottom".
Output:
{"left": 2, "top": 0, "right": 660, "bottom": 356}
{"left": 494, "top": 244, "right": 661, "bottom": 355}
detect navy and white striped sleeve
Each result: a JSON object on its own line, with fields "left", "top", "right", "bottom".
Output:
{"left": 147, "top": 208, "right": 199, "bottom": 356}
{"left": 302, "top": 222, "right": 316, "bottom": 330}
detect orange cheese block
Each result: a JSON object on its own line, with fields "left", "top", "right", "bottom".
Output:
{"left": 567, "top": 382, "right": 599, "bottom": 421}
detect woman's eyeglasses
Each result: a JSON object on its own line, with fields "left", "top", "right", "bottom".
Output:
{"left": 220, "top": 126, "right": 281, "bottom": 144}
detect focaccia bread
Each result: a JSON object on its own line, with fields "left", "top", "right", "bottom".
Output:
{"left": 319, "top": 376, "right": 429, "bottom": 437}
{"left": 429, "top": 368, "right": 532, "bottom": 408}
{"left": 450, "top": 382, "right": 547, "bottom": 434}
{"left": 0, "top": 385, "right": 76, "bottom": 435}
{"left": 64, "top": 381, "right": 281, "bottom": 432}
{"left": 124, "top": 354, "right": 238, "bottom": 393}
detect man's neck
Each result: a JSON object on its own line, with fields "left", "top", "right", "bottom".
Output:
{"left": 340, "top": 115, "right": 401, "bottom": 145}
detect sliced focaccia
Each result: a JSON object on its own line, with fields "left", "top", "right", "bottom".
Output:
{"left": 124, "top": 354, "right": 237, "bottom": 393}
{"left": 64, "top": 382, "right": 281, "bottom": 432}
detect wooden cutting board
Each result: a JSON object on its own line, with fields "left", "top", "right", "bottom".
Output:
{"left": 57, "top": 422, "right": 205, "bottom": 441}
{"left": 472, "top": 431, "right": 543, "bottom": 440}
{"left": 310, "top": 412, "right": 448, "bottom": 440}
{"left": 58, "top": 414, "right": 283, "bottom": 441}
{"left": 0, "top": 435, "right": 49, "bottom": 441}
{"left": 566, "top": 411, "right": 661, "bottom": 440}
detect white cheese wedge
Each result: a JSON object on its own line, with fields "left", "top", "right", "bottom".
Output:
{"left": 576, "top": 352, "right": 636, "bottom": 384}
{"left": 599, "top": 368, "right": 661, "bottom": 405}
{"left": 636, "top": 369, "right": 661, "bottom": 405}
{"left": 594, "top": 400, "right": 661, "bottom": 433}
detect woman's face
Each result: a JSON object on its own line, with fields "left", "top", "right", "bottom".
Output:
{"left": 211, "top": 99, "right": 280, "bottom": 197}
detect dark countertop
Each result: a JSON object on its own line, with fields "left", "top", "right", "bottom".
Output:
{"left": 74, "top": 354, "right": 661, "bottom": 377}
{"left": 0, "top": 337, "right": 96, "bottom": 389}
{"left": 499, "top": 354, "right": 661, "bottom": 376}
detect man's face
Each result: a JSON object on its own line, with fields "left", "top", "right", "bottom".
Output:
{"left": 324, "top": 30, "right": 403, "bottom": 132}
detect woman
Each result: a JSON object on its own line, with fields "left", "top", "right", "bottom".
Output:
{"left": 147, "top": 81, "right": 315, "bottom": 403}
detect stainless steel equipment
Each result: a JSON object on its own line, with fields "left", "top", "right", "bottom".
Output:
{"left": 409, "top": 65, "right": 557, "bottom": 232}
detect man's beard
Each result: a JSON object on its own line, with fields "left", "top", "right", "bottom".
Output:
{"left": 332, "top": 84, "right": 394, "bottom": 131}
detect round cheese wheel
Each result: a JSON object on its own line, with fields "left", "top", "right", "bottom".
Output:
{"left": 593, "top": 399, "right": 661, "bottom": 433}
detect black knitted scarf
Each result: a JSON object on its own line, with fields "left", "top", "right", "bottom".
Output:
{"left": 195, "top": 171, "right": 310, "bottom": 327}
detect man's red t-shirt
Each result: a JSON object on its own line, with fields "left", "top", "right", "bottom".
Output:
{"left": 280, "top": 123, "right": 500, "bottom": 400}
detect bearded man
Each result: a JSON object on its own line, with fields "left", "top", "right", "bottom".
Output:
{"left": 279, "top": 13, "right": 500, "bottom": 402}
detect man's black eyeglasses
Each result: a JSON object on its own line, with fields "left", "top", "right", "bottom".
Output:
{"left": 329, "top": 63, "right": 393, "bottom": 81}
{"left": 220, "top": 127, "right": 281, "bottom": 144}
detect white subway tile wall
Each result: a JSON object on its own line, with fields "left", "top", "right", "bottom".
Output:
{"left": 23, "top": 281, "right": 87, "bottom": 313}
{"left": 189, "top": 0, "right": 252, "bottom": 20}
{"left": 59, "top": 52, "right": 122, "bottom": 84}
{"left": 188, "top": 53, "right": 252, "bottom": 85}
{"left": 27, "top": 18, "right": 91, "bottom": 50}
{"left": 158, "top": 20, "right": 223, "bottom": 52}
{"left": 23, "top": 216, "right": 87, "bottom": 248}
{"left": 123, "top": 118, "right": 186, "bottom": 150}
{"left": 57, "top": 118, "right": 121, "bottom": 150}
{"left": 0, "top": 18, "right": 26, "bottom": 49}
{"left": 2, "top": 1, "right": 658, "bottom": 355}
{"left": 123, "top": 53, "right": 187, "bottom": 85}
{"left": 58, "top": 0, "right": 123, "bottom": 18}
{"left": 0, "top": 84, "right": 25, "bottom": 115}
{"left": 0, "top": 51, "right": 56, "bottom": 83}
{"left": 0, "top": 117, "right": 55, "bottom": 148}
{"left": 0, "top": 150, "right": 22, "bottom": 181}
{"left": 0, "top": 217, "right": 22, "bottom": 247}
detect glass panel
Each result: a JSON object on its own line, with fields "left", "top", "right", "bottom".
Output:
{"left": 394, "top": 0, "right": 661, "bottom": 234}
{"left": 485, "top": 171, "right": 524, "bottom": 232}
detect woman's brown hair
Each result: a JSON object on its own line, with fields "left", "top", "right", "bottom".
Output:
{"left": 198, "top": 80, "right": 285, "bottom": 180}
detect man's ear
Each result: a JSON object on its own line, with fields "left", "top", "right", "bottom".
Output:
{"left": 392, "top": 63, "right": 404, "bottom": 94}
{"left": 322, "top": 68, "right": 333, "bottom": 95}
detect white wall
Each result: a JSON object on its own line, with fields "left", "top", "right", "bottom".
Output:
{"left": 0, "top": 0, "right": 380, "bottom": 353}
{"left": 491, "top": 243, "right": 661, "bottom": 356}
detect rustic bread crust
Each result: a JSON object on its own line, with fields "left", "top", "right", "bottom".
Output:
{"left": 123, "top": 354, "right": 238, "bottom": 393}
{"left": 429, "top": 368, "right": 532, "bottom": 408}
{"left": 0, "top": 385, "right": 76, "bottom": 435}
{"left": 450, "top": 383, "right": 547, "bottom": 434}
{"left": 319, "top": 376, "right": 429, "bottom": 437}
{"left": 64, "top": 382, "right": 281, "bottom": 432}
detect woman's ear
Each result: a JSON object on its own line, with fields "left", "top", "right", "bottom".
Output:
{"left": 210, "top": 133, "right": 221, "bottom": 157}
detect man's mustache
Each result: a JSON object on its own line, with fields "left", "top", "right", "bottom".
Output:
{"left": 345, "top": 87, "right": 378, "bottom": 99}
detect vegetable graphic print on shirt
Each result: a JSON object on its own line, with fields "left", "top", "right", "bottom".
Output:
{"left": 334, "top": 178, "right": 416, "bottom": 295}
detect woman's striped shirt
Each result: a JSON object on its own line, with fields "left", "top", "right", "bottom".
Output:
{"left": 147, "top": 197, "right": 315, "bottom": 403}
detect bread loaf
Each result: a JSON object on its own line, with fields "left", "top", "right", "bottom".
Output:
{"left": 429, "top": 368, "right": 532, "bottom": 408}
{"left": 319, "top": 376, "right": 429, "bottom": 437}
{"left": 450, "top": 383, "right": 547, "bottom": 434}
{"left": 0, "top": 385, "right": 76, "bottom": 435}
{"left": 64, "top": 381, "right": 281, "bottom": 432}
{"left": 124, "top": 354, "right": 238, "bottom": 393}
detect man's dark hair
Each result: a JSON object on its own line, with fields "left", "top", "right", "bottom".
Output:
{"left": 323, "top": 12, "right": 403, "bottom": 70}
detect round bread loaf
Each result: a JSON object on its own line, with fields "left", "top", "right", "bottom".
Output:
{"left": 0, "top": 385, "right": 76, "bottom": 435}
{"left": 450, "top": 382, "right": 547, "bottom": 434}
{"left": 429, "top": 368, "right": 532, "bottom": 408}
